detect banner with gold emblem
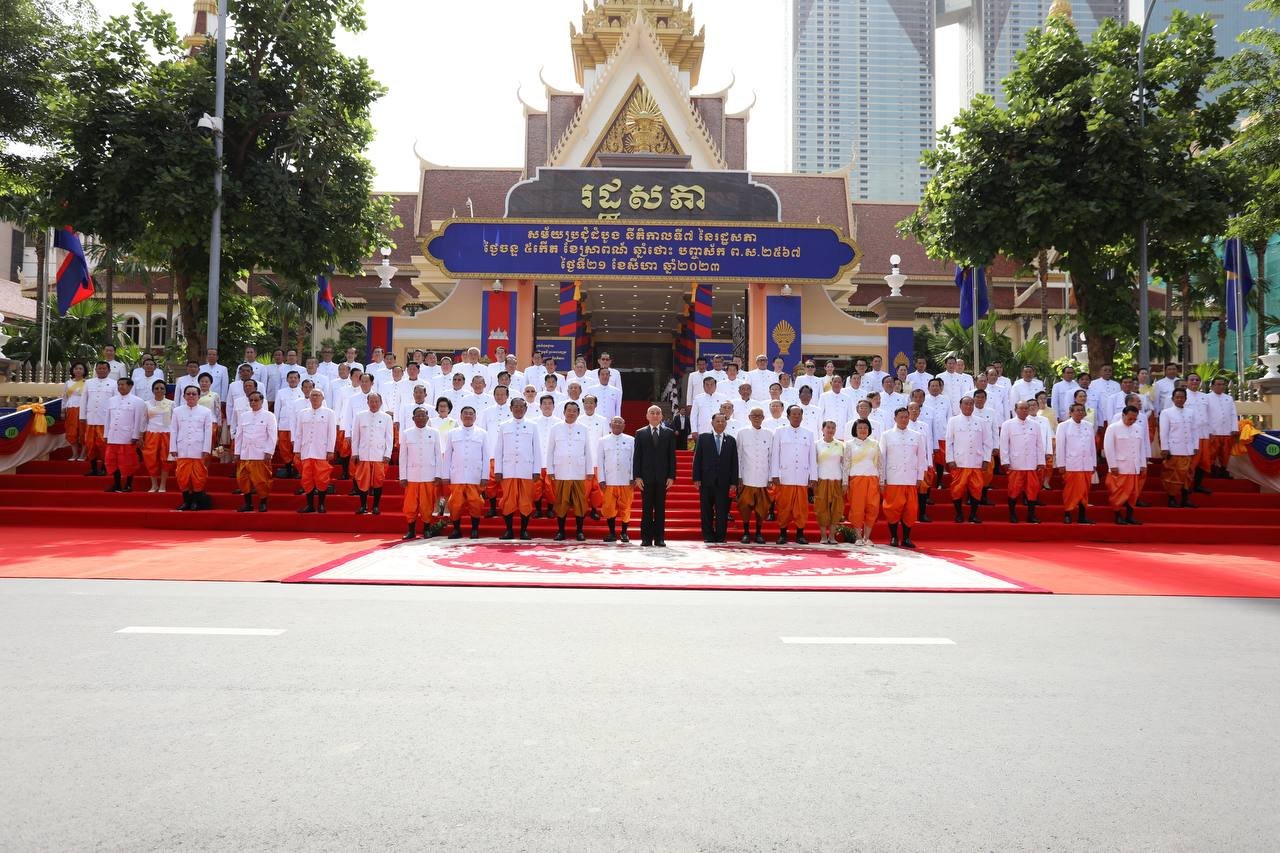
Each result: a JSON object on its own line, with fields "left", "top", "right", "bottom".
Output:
{"left": 765, "top": 295, "right": 802, "bottom": 373}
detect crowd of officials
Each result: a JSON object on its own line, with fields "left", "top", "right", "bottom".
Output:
{"left": 59, "top": 342, "right": 1239, "bottom": 548}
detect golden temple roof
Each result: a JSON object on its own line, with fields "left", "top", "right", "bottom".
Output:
{"left": 570, "top": 0, "right": 705, "bottom": 88}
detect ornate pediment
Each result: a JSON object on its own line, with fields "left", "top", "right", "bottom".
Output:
{"left": 587, "top": 79, "right": 684, "bottom": 165}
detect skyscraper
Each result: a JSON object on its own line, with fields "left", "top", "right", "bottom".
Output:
{"left": 1152, "top": 0, "right": 1272, "bottom": 60}
{"left": 938, "top": 0, "right": 1126, "bottom": 108}
{"left": 790, "top": 0, "right": 936, "bottom": 201}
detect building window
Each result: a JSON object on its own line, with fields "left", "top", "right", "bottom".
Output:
{"left": 151, "top": 316, "right": 168, "bottom": 347}
{"left": 121, "top": 316, "right": 141, "bottom": 344}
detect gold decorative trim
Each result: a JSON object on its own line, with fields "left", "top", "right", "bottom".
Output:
{"left": 419, "top": 216, "right": 863, "bottom": 286}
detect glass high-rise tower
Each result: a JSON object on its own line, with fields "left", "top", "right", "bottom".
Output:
{"left": 937, "top": 0, "right": 1126, "bottom": 108}
{"left": 1151, "top": 0, "right": 1272, "bottom": 59}
{"left": 790, "top": 0, "right": 936, "bottom": 201}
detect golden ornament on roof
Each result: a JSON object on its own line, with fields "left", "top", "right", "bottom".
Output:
{"left": 771, "top": 319, "right": 797, "bottom": 356}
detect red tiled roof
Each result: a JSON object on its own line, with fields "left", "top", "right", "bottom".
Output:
{"left": 371, "top": 193, "right": 419, "bottom": 264}
{"left": 757, "top": 174, "right": 851, "bottom": 233}
{"left": 851, "top": 202, "right": 1022, "bottom": 279}
{"left": 849, "top": 280, "right": 1167, "bottom": 312}
{"left": 417, "top": 168, "right": 525, "bottom": 233}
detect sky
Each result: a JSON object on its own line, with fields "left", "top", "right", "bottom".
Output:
{"left": 86, "top": 0, "right": 1142, "bottom": 192}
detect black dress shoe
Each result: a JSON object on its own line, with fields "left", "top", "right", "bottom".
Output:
{"left": 740, "top": 533, "right": 751, "bottom": 544}
{"left": 640, "top": 540, "right": 653, "bottom": 548}
{"left": 619, "top": 531, "right": 630, "bottom": 543}
{"left": 654, "top": 541, "right": 666, "bottom": 547}
{"left": 754, "top": 534, "right": 766, "bottom": 544}
{"left": 795, "top": 533, "right": 809, "bottom": 545}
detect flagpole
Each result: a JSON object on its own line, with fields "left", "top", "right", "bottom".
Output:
{"left": 39, "top": 227, "right": 52, "bottom": 382}
{"left": 972, "top": 267, "right": 980, "bottom": 375}
{"left": 1235, "top": 238, "right": 1246, "bottom": 386}
{"left": 310, "top": 282, "right": 320, "bottom": 358}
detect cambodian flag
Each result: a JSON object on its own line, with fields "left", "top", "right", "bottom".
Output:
{"left": 53, "top": 227, "right": 95, "bottom": 315}
{"left": 317, "top": 271, "right": 335, "bottom": 316}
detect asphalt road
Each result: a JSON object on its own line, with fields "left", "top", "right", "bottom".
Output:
{"left": 1, "top": 579, "right": 1278, "bottom": 852}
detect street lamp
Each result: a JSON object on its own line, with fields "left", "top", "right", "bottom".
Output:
{"left": 1136, "top": 0, "right": 1159, "bottom": 374}
{"left": 884, "top": 254, "right": 905, "bottom": 297}
{"left": 374, "top": 246, "right": 398, "bottom": 289}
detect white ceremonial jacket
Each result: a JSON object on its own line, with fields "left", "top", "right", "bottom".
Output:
{"left": 104, "top": 393, "right": 147, "bottom": 444}
{"left": 274, "top": 387, "right": 305, "bottom": 432}
{"left": 907, "top": 418, "right": 935, "bottom": 455}
{"left": 493, "top": 417, "right": 542, "bottom": 479}
{"left": 1104, "top": 420, "right": 1149, "bottom": 474}
{"left": 235, "top": 408, "right": 277, "bottom": 461}
{"left": 1185, "top": 390, "right": 1212, "bottom": 441}
{"left": 843, "top": 437, "right": 882, "bottom": 479}
{"left": 351, "top": 409, "right": 394, "bottom": 461}
{"left": 1055, "top": 418, "right": 1097, "bottom": 473}
{"left": 972, "top": 406, "right": 1001, "bottom": 451}
{"left": 880, "top": 425, "right": 929, "bottom": 486}
{"left": 597, "top": 432, "right": 635, "bottom": 487}
{"left": 920, "top": 394, "right": 952, "bottom": 447}
{"left": 399, "top": 425, "right": 442, "bottom": 483}
{"left": 818, "top": 390, "right": 855, "bottom": 431}
{"left": 736, "top": 426, "right": 774, "bottom": 488}
{"left": 546, "top": 421, "right": 593, "bottom": 481}
{"left": 130, "top": 368, "right": 165, "bottom": 400}
{"left": 1159, "top": 405, "right": 1199, "bottom": 456}
{"left": 83, "top": 377, "right": 116, "bottom": 426}
{"left": 746, "top": 368, "right": 779, "bottom": 400}
{"left": 946, "top": 414, "right": 993, "bottom": 468}
{"left": 1051, "top": 379, "right": 1081, "bottom": 421}
{"left": 169, "top": 402, "right": 213, "bottom": 459}
{"left": 771, "top": 426, "right": 818, "bottom": 486}
{"left": 1204, "top": 391, "right": 1236, "bottom": 436}
{"left": 527, "top": 413, "right": 562, "bottom": 467}
{"left": 1010, "top": 378, "right": 1046, "bottom": 408}
{"left": 292, "top": 405, "right": 337, "bottom": 460}
{"left": 999, "top": 416, "right": 1047, "bottom": 472}
{"left": 443, "top": 426, "right": 488, "bottom": 484}
{"left": 690, "top": 391, "right": 727, "bottom": 434}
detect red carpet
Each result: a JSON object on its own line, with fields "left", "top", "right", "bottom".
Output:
{"left": 1, "top": 525, "right": 1276, "bottom": 597}
{"left": 3, "top": 451, "right": 1279, "bottom": 545}
{"left": 927, "top": 542, "right": 1280, "bottom": 598}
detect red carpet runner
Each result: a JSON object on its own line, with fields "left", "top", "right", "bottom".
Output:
{"left": 3, "top": 450, "right": 1278, "bottom": 545}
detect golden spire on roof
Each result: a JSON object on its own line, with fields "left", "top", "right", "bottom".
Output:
{"left": 1047, "top": 0, "right": 1074, "bottom": 21}
{"left": 570, "top": 0, "right": 705, "bottom": 87}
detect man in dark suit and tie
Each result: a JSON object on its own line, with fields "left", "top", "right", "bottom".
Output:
{"left": 632, "top": 404, "right": 677, "bottom": 547}
{"left": 692, "top": 413, "right": 738, "bottom": 543}
{"left": 667, "top": 405, "right": 691, "bottom": 449}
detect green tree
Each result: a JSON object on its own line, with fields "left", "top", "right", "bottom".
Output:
{"left": 1214, "top": 0, "right": 1280, "bottom": 356}
{"left": 3, "top": 298, "right": 122, "bottom": 364}
{"left": 902, "top": 12, "right": 1242, "bottom": 375}
{"left": 47, "top": 0, "right": 396, "bottom": 360}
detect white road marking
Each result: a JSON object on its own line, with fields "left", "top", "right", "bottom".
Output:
{"left": 780, "top": 637, "right": 955, "bottom": 645}
{"left": 115, "top": 626, "right": 285, "bottom": 636}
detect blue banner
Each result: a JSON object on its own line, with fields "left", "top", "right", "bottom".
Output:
{"left": 535, "top": 337, "right": 574, "bottom": 368}
{"left": 887, "top": 327, "right": 915, "bottom": 375}
{"left": 424, "top": 219, "right": 860, "bottom": 284}
{"left": 696, "top": 340, "right": 735, "bottom": 365}
{"left": 765, "top": 295, "right": 803, "bottom": 373}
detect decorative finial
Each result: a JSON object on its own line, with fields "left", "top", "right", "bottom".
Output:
{"left": 1047, "top": 0, "right": 1073, "bottom": 21}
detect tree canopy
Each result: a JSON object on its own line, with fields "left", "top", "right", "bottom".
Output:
{"left": 902, "top": 12, "right": 1243, "bottom": 373}
{"left": 46, "top": 0, "right": 396, "bottom": 357}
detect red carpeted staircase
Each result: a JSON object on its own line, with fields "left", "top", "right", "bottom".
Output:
{"left": 2, "top": 450, "right": 1279, "bottom": 544}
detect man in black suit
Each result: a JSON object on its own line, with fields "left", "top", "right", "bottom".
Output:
{"left": 632, "top": 404, "right": 677, "bottom": 547}
{"left": 692, "top": 413, "right": 738, "bottom": 543}
{"left": 667, "top": 405, "right": 691, "bottom": 449}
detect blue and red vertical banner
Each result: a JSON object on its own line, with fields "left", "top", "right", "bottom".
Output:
{"left": 764, "top": 294, "right": 802, "bottom": 373}
{"left": 887, "top": 326, "right": 914, "bottom": 371}
{"left": 365, "top": 316, "right": 393, "bottom": 363}
{"left": 481, "top": 289, "right": 517, "bottom": 361}
{"left": 316, "top": 271, "right": 335, "bottom": 316}
{"left": 559, "top": 281, "right": 579, "bottom": 337}
{"left": 689, "top": 282, "right": 713, "bottom": 340}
